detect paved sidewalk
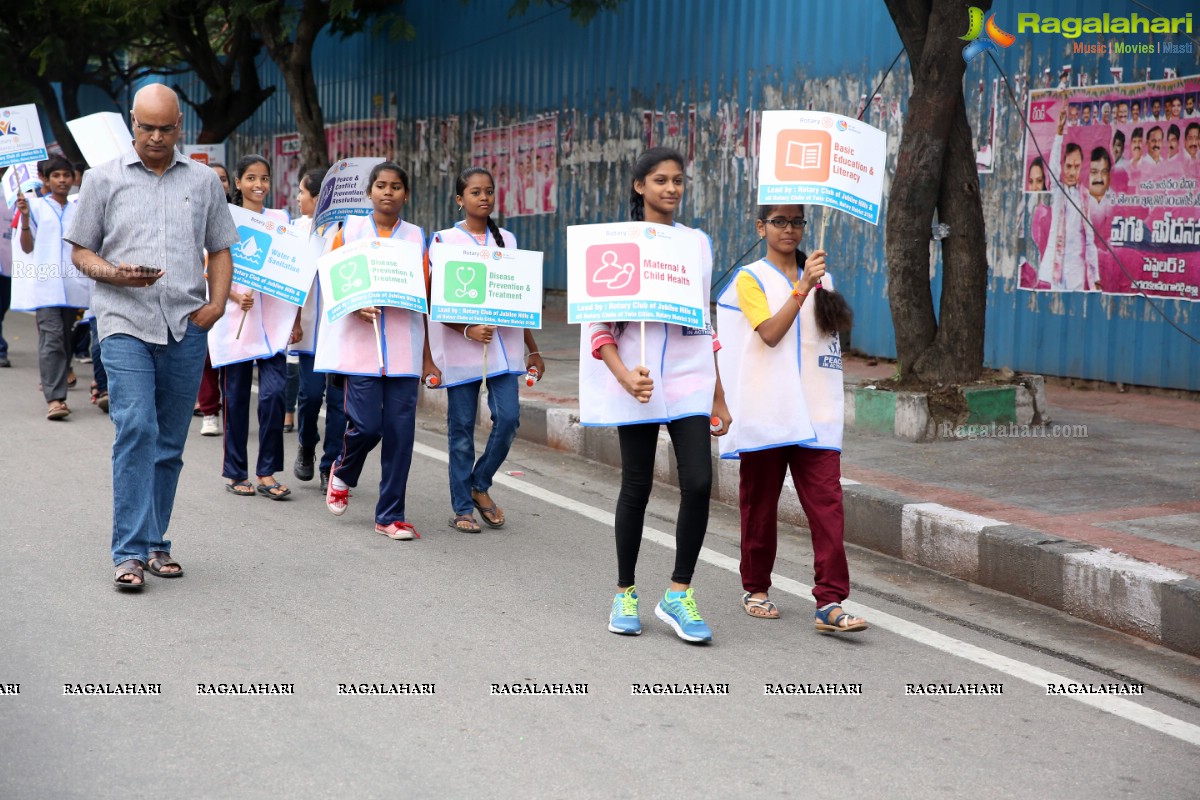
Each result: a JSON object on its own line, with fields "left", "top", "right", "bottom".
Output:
{"left": 423, "top": 302, "right": 1200, "bottom": 657}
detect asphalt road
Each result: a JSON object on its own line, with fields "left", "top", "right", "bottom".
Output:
{"left": 1, "top": 337, "right": 1198, "bottom": 799}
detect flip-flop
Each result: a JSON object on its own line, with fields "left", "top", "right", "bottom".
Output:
{"left": 113, "top": 559, "right": 145, "bottom": 591}
{"left": 814, "top": 603, "right": 868, "bottom": 633}
{"left": 472, "top": 494, "right": 505, "bottom": 529}
{"left": 146, "top": 551, "right": 184, "bottom": 578}
{"left": 449, "top": 514, "right": 482, "bottom": 534}
{"left": 225, "top": 480, "right": 255, "bottom": 496}
{"left": 256, "top": 480, "right": 292, "bottom": 500}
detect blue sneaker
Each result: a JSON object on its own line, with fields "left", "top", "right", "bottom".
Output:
{"left": 608, "top": 586, "right": 642, "bottom": 635}
{"left": 655, "top": 588, "right": 713, "bottom": 643}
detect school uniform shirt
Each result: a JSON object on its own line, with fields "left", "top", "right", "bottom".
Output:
{"left": 717, "top": 262, "right": 844, "bottom": 454}
{"left": 11, "top": 195, "right": 92, "bottom": 311}
{"left": 578, "top": 223, "right": 717, "bottom": 427}
{"left": 427, "top": 223, "right": 525, "bottom": 387}
{"left": 207, "top": 207, "right": 294, "bottom": 367}
{"left": 314, "top": 215, "right": 426, "bottom": 377}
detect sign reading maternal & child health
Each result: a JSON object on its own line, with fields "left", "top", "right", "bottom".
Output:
{"left": 0, "top": 105, "right": 48, "bottom": 168}
{"left": 757, "top": 110, "right": 887, "bottom": 225}
{"left": 313, "top": 158, "right": 383, "bottom": 231}
{"left": 429, "top": 243, "right": 544, "bottom": 329}
{"left": 566, "top": 222, "right": 704, "bottom": 328}
{"left": 317, "top": 237, "right": 427, "bottom": 323}
{"left": 228, "top": 205, "right": 323, "bottom": 305}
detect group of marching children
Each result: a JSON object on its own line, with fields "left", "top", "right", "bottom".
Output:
{"left": 8, "top": 144, "right": 866, "bottom": 644}
{"left": 202, "top": 156, "right": 543, "bottom": 544}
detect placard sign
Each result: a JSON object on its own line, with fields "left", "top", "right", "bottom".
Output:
{"left": 429, "top": 242, "right": 544, "bottom": 328}
{"left": 566, "top": 222, "right": 704, "bottom": 327}
{"left": 228, "top": 204, "right": 323, "bottom": 306}
{"left": 0, "top": 104, "right": 48, "bottom": 168}
{"left": 313, "top": 158, "right": 383, "bottom": 231}
{"left": 757, "top": 110, "right": 887, "bottom": 225}
{"left": 317, "top": 237, "right": 428, "bottom": 323}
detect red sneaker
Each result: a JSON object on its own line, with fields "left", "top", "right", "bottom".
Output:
{"left": 375, "top": 521, "right": 419, "bottom": 540}
{"left": 326, "top": 480, "right": 350, "bottom": 516}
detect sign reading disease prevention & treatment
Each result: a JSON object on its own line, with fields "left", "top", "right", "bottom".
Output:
{"left": 429, "top": 243, "right": 544, "bottom": 329}
{"left": 317, "top": 237, "right": 427, "bottom": 323}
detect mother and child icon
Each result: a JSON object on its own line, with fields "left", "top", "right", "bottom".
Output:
{"left": 588, "top": 244, "right": 639, "bottom": 295}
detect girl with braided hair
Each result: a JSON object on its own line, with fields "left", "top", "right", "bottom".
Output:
{"left": 428, "top": 167, "right": 545, "bottom": 534}
{"left": 582, "top": 147, "right": 731, "bottom": 643}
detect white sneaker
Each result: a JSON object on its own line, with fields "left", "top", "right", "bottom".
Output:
{"left": 200, "top": 415, "right": 221, "bottom": 436}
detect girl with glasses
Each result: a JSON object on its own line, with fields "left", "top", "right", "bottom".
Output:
{"left": 715, "top": 204, "right": 867, "bottom": 633}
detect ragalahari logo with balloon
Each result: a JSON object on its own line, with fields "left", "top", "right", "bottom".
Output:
{"left": 961, "top": 6, "right": 1015, "bottom": 62}
{"left": 586, "top": 243, "right": 640, "bottom": 297}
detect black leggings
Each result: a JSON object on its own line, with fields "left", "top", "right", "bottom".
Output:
{"left": 615, "top": 415, "right": 713, "bottom": 587}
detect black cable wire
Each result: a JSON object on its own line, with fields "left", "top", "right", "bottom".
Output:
{"left": 985, "top": 49, "right": 1200, "bottom": 347}
{"left": 710, "top": 45, "right": 908, "bottom": 296}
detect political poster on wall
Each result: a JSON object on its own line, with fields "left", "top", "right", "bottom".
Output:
{"left": 469, "top": 114, "right": 558, "bottom": 218}
{"left": 1019, "top": 75, "right": 1200, "bottom": 299}
{"left": 272, "top": 133, "right": 302, "bottom": 216}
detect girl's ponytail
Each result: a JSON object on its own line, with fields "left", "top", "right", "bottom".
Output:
{"left": 486, "top": 216, "right": 505, "bottom": 248}
{"left": 231, "top": 186, "right": 244, "bottom": 208}
{"left": 629, "top": 192, "right": 645, "bottom": 221}
{"left": 794, "top": 250, "right": 854, "bottom": 336}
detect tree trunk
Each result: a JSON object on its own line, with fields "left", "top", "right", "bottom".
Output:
{"left": 28, "top": 75, "right": 84, "bottom": 165}
{"left": 884, "top": 0, "right": 990, "bottom": 383}
{"left": 253, "top": 0, "right": 330, "bottom": 173}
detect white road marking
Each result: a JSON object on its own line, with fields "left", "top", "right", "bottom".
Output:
{"left": 411, "top": 440, "right": 1200, "bottom": 748}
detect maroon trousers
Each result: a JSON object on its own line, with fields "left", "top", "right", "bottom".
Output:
{"left": 197, "top": 353, "right": 221, "bottom": 416}
{"left": 738, "top": 446, "right": 849, "bottom": 606}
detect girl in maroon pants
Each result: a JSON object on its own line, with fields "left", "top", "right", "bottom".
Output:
{"left": 715, "top": 204, "right": 867, "bottom": 633}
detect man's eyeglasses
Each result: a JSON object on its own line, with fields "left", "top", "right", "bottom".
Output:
{"left": 765, "top": 217, "right": 808, "bottom": 229}
{"left": 134, "top": 121, "right": 178, "bottom": 136}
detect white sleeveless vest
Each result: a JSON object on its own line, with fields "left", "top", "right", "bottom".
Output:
{"left": 11, "top": 195, "right": 92, "bottom": 311}
{"left": 427, "top": 223, "right": 525, "bottom": 387}
{"left": 207, "top": 208, "right": 294, "bottom": 367}
{"left": 716, "top": 261, "right": 843, "bottom": 455}
{"left": 288, "top": 217, "right": 337, "bottom": 357}
{"left": 578, "top": 224, "right": 717, "bottom": 426}
{"left": 313, "top": 215, "right": 426, "bottom": 377}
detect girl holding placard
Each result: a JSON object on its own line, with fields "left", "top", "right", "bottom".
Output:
{"left": 582, "top": 147, "right": 731, "bottom": 644}
{"left": 319, "top": 162, "right": 433, "bottom": 540}
{"left": 715, "top": 203, "right": 867, "bottom": 633}
{"left": 429, "top": 167, "right": 545, "bottom": 534}
{"left": 211, "top": 155, "right": 299, "bottom": 499}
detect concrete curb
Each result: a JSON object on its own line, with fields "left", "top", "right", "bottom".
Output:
{"left": 417, "top": 386, "right": 1200, "bottom": 658}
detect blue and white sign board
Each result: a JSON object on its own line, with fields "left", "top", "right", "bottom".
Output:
{"left": 228, "top": 204, "right": 323, "bottom": 306}
{"left": 3, "top": 161, "right": 42, "bottom": 208}
{"left": 429, "top": 242, "right": 544, "bottom": 329}
{"left": 566, "top": 222, "right": 704, "bottom": 327}
{"left": 66, "top": 112, "right": 134, "bottom": 168}
{"left": 757, "top": 110, "right": 887, "bottom": 225}
{"left": 317, "top": 237, "right": 427, "bottom": 323}
{"left": 0, "top": 105, "right": 48, "bottom": 168}
{"left": 313, "top": 158, "right": 383, "bottom": 232}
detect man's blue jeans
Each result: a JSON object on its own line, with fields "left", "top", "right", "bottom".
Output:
{"left": 446, "top": 373, "right": 520, "bottom": 515}
{"left": 101, "top": 321, "right": 208, "bottom": 566}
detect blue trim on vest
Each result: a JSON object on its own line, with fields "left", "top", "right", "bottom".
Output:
{"left": 580, "top": 411, "right": 709, "bottom": 428}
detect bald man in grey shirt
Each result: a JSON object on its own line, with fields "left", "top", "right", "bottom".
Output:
{"left": 67, "top": 84, "right": 237, "bottom": 591}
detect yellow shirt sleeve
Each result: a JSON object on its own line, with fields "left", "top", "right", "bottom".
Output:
{"left": 735, "top": 270, "right": 773, "bottom": 330}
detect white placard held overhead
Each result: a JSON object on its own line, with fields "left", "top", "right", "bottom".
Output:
{"left": 757, "top": 110, "right": 887, "bottom": 225}
{"left": 66, "top": 112, "right": 135, "bottom": 168}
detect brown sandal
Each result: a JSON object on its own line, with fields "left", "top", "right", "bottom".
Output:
{"left": 47, "top": 400, "right": 70, "bottom": 420}
{"left": 146, "top": 551, "right": 183, "bottom": 578}
{"left": 449, "top": 514, "right": 482, "bottom": 533}
{"left": 113, "top": 559, "right": 145, "bottom": 591}
{"left": 471, "top": 491, "right": 505, "bottom": 528}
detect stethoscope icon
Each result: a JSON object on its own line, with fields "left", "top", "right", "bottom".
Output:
{"left": 338, "top": 261, "right": 364, "bottom": 295}
{"left": 454, "top": 265, "right": 479, "bottom": 299}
